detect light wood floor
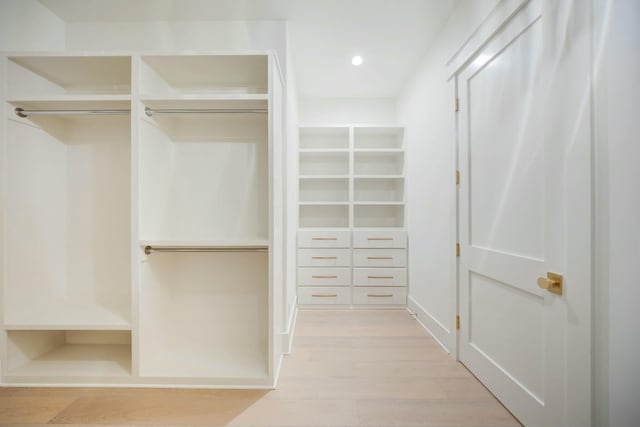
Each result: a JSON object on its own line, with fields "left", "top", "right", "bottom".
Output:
{"left": 0, "top": 309, "right": 521, "bottom": 426}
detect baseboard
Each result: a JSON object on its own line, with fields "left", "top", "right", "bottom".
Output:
{"left": 281, "top": 298, "right": 298, "bottom": 355}
{"left": 407, "top": 296, "right": 452, "bottom": 354}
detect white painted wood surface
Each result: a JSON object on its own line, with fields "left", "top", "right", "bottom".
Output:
{"left": 456, "top": 1, "right": 592, "bottom": 425}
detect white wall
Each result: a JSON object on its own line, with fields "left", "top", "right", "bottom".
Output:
{"left": 594, "top": 1, "right": 640, "bottom": 426}
{"left": 0, "top": 0, "right": 65, "bottom": 51}
{"left": 65, "top": 21, "right": 287, "bottom": 72}
{"left": 396, "top": 0, "right": 499, "bottom": 351}
{"left": 298, "top": 97, "right": 397, "bottom": 126}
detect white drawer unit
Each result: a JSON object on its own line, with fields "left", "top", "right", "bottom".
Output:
{"left": 298, "top": 230, "right": 351, "bottom": 248}
{"left": 353, "top": 268, "right": 407, "bottom": 287}
{"left": 297, "top": 249, "right": 351, "bottom": 267}
{"left": 353, "top": 249, "right": 407, "bottom": 268}
{"left": 298, "top": 287, "right": 351, "bottom": 305}
{"left": 353, "top": 287, "right": 408, "bottom": 305}
{"left": 298, "top": 268, "right": 351, "bottom": 286}
{"left": 353, "top": 230, "right": 407, "bottom": 249}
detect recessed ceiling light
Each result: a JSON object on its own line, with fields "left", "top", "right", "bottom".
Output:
{"left": 351, "top": 55, "right": 363, "bottom": 66}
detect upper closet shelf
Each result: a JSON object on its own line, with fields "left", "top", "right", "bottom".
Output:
{"left": 7, "top": 56, "right": 131, "bottom": 98}
{"left": 140, "top": 55, "right": 268, "bottom": 96}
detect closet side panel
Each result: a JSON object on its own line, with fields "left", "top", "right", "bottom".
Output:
{"left": 4, "top": 120, "right": 68, "bottom": 321}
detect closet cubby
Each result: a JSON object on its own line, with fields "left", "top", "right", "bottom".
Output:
{"left": 139, "top": 252, "right": 268, "bottom": 379}
{"left": 6, "top": 330, "right": 131, "bottom": 378}
{"left": 4, "top": 102, "right": 132, "bottom": 329}
{"left": 354, "top": 127, "right": 404, "bottom": 149}
{"left": 7, "top": 56, "right": 131, "bottom": 98}
{"left": 299, "top": 178, "right": 349, "bottom": 202}
{"left": 299, "top": 127, "right": 349, "bottom": 149}
{"left": 140, "top": 55, "right": 268, "bottom": 96}
{"left": 354, "top": 152, "right": 404, "bottom": 176}
{"left": 354, "top": 205, "right": 405, "bottom": 228}
{"left": 299, "top": 205, "right": 349, "bottom": 228}
{"left": 354, "top": 177, "right": 405, "bottom": 202}
{"left": 299, "top": 152, "right": 349, "bottom": 176}
{"left": 138, "top": 100, "right": 268, "bottom": 243}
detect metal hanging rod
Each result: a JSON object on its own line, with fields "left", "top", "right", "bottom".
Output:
{"left": 144, "top": 107, "right": 267, "bottom": 117}
{"left": 15, "top": 107, "right": 130, "bottom": 118}
{"left": 144, "top": 246, "right": 268, "bottom": 255}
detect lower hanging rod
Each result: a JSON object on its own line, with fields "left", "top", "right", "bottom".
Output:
{"left": 145, "top": 107, "right": 267, "bottom": 117}
{"left": 144, "top": 246, "right": 268, "bottom": 255}
{"left": 15, "top": 107, "right": 130, "bottom": 118}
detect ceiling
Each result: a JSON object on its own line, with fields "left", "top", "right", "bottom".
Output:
{"left": 38, "top": 0, "right": 457, "bottom": 98}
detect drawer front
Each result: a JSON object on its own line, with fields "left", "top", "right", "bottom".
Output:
{"left": 298, "top": 249, "right": 351, "bottom": 267}
{"left": 298, "top": 230, "right": 351, "bottom": 248}
{"left": 353, "top": 268, "right": 407, "bottom": 287}
{"left": 353, "top": 287, "right": 407, "bottom": 305}
{"left": 353, "top": 249, "right": 407, "bottom": 267}
{"left": 298, "top": 287, "right": 351, "bottom": 305}
{"left": 353, "top": 230, "right": 407, "bottom": 249}
{"left": 298, "top": 268, "right": 351, "bottom": 286}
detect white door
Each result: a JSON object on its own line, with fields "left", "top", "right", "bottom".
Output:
{"left": 457, "top": 1, "right": 591, "bottom": 426}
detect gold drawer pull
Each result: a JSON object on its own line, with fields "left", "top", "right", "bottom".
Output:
{"left": 367, "top": 294, "right": 393, "bottom": 298}
{"left": 312, "top": 256, "right": 337, "bottom": 259}
{"left": 312, "top": 294, "right": 338, "bottom": 298}
{"left": 312, "top": 237, "right": 338, "bottom": 240}
{"left": 368, "top": 237, "right": 394, "bottom": 241}
{"left": 368, "top": 275, "right": 394, "bottom": 279}
{"left": 367, "top": 256, "right": 393, "bottom": 260}
{"left": 312, "top": 275, "right": 338, "bottom": 279}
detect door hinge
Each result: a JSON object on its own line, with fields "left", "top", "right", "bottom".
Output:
{"left": 456, "top": 315, "right": 460, "bottom": 330}
{"left": 456, "top": 170, "right": 460, "bottom": 185}
{"left": 455, "top": 98, "right": 460, "bottom": 112}
{"left": 456, "top": 243, "right": 460, "bottom": 257}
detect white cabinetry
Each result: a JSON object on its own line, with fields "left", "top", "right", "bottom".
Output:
{"left": 297, "top": 126, "right": 407, "bottom": 307}
{"left": 1, "top": 52, "right": 283, "bottom": 387}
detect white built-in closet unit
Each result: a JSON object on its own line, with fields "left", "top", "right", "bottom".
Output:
{"left": 297, "top": 126, "right": 407, "bottom": 307}
{"left": 0, "top": 52, "right": 284, "bottom": 387}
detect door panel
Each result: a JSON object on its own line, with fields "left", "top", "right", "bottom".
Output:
{"left": 469, "top": 272, "right": 544, "bottom": 400}
{"left": 458, "top": 1, "right": 565, "bottom": 425}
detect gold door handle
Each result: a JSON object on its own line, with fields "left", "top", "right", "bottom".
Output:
{"left": 537, "top": 272, "right": 563, "bottom": 295}
{"left": 312, "top": 294, "right": 337, "bottom": 298}
{"left": 367, "top": 294, "right": 393, "bottom": 298}
{"left": 312, "top": 256, "right": 337, "bottom": 260}
{"left": 368, "top": 237, "right": 393, "bottom": 241}
{"left": 312, "top": 237, "right": 337, "bottom": 240}
{"left": 368, "top": 276, "right": 393, "bottom": 279}
{"left": 312, "top": 275, "right": 338, "bottom": 279}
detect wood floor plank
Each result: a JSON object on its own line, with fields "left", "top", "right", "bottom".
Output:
{"left": 0, "top": 309, "right": 521, "bottom": 426}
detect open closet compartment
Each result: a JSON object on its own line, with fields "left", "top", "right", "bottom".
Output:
{"left": 1, "top": 52, "right": 283, "bottom": 388}
{"left": 3, "top": 54, "right": 132, "bottom": 330}
{"left": 136, "top": 53, "right": 282, "bottom": 386}
{"left": 6, "top": 330, "right": 131, "bottom": 380}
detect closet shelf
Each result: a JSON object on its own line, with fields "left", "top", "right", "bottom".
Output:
{"left": 299, "top": 175, "right": 350, "bottom": 180}
{"left": 353, "top": 201, "right": 405, "bottom": 206}
{"left": 299, "top": 148, "right": 350, "bottom": 154}
{"left": 354, "top": 175, "right": 405, "bottom": 179}
{"left": 353, "top": 148, "right": 404, "bottom": 153}
{"left": 299, "top": 202, "right": 350, "bottom": 206}
{"left": 4, "top": 304, "right": 131, "bottom": 331}
{"left": 141, "top": 94, "right": 268, "bottom": 101}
